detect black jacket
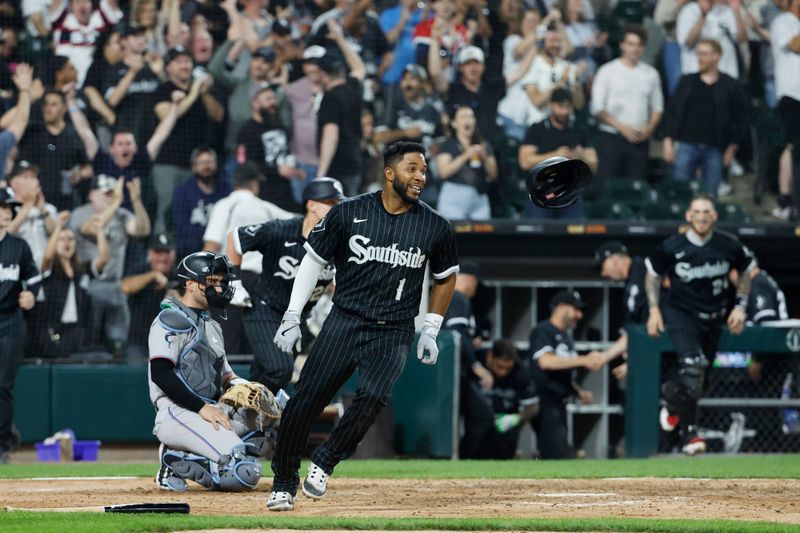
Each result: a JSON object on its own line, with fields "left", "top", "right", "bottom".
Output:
{"left": 664, "top": 72, "right": 749, "bottom": 149}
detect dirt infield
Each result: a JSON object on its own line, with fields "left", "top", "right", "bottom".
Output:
{"left": 3, "top": 476, "right": 800, "bottom": 523}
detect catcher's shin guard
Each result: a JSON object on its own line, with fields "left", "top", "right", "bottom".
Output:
{"left": 156, "top": 444, "right": 188, "bottom": 492}
{"left": 217, "top": 444, "right": 262, "bottom": 491}
{"left": 161, "top": 448, "right": 216, "bottom": 489}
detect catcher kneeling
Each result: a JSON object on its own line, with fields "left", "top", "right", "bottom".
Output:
{"left": 148, "top": 251, "right": 282, "bottom": 492}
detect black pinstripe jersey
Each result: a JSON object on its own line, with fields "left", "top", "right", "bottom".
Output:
{"left": 746, "top": 270, "right": 788, "bottom": 325}
{"left": 646, "top": 230, "right": 755, "bottom": 315}
{"left": 236, "top": 216, "right": 335, "bottom": 316}
{"left": 305, "top": 191, "right": 459, "bottom": 322}
{"left": 0, "top": 233, "right": 40, "bottom": 313}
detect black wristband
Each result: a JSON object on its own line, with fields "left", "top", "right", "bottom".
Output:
{"left": 735, "top": 294, "right": 748, "bottom": 309}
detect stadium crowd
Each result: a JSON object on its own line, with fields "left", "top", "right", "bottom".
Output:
{"left": 0, "top": 0, "right": 799, "bottom": 460}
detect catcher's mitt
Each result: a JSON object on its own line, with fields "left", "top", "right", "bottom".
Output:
{"left": 220, "top": 382, "right": 281, "bottom": 427}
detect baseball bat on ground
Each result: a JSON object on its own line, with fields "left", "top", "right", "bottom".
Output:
{"left": 5, "top": 502, "right": 190, "bottom": 514}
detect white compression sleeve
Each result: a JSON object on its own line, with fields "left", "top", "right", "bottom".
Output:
{"left": 286, "top": 253, "right": 325, "bottom": 313}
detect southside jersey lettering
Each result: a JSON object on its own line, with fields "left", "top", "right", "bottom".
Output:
{"left": 0, "top": 233, "right": 41, "bottom": 313}
{"left": 305, "top": 191, "right": 459, "bottom": 322}
{"left": 646, "top": 230, "right": 755, "bottom": 315}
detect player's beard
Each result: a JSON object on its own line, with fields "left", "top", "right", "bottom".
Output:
{"left": 393, "top": 176, "right": 420, "bottom": 205}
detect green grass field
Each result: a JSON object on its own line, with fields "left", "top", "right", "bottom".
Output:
{"left": 1, "top": 455, "right": 799, "bottom": 479}
{"left": 2, "top": 457, "right": 799, "bottom": 533}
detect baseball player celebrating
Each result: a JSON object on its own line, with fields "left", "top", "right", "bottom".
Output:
{"left": 267, "top": 141, "right": 459, "bottom": 511}
{"left": 0, "top": 188, "right": 40, "bottom": 463}
{"left": 148, "top": 251, "right": 280, "bottom": 491}
{"left": 645, "top": 194, "right": 756, "bottom": 455}
{"left": 225, "top": 178, "right": 342, "bottom": 394}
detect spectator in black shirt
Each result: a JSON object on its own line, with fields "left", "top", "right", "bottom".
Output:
{"left": 374, "top": 64, "right": 446, "bottom": 153}
{"left": 151, "top": 45, "right": 225, "bottom": 233}
{"left": 518, "top": 88, "right": 597, "bottom": 219}
{"left": 121, "top": 233, "right": 176, "bottom": 362}
{"left": 435, "top": 105, "right": 498, "bottom": 220}
{"left": 104, "top": 24, "right": 163, "bottom": 147}
{"left": 460, "top": 339, "right": 539, "bottom": 459}
{"left": 28, "top": 211, "right": 108, "bottom": 359}
{"left": 316, "top": 19, "right": 366, "bottom": 196}
{"left": 67, "top": 86, "right": 181, "bottom": 215}
{"left": 433, "top": 44, "right": 504, "bottom": 141}
{"left": 18, "top": 90, "right": 89, "bottom": 211}
{"left": 662, "top": 39, "right": 748, "bottom": 198}
{"left": 236, "top": 85, "right": 302, "bottom": 211}
{"left": 529, "top": 290, "right": 604, "bottom": 459}
{"left": 81, "top": 29, "right": 120, "bottom": 132}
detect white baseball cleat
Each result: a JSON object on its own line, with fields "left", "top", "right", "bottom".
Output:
{"left": 682, "top": 436, "right": 707, "bottom": 456}
{"left": 302, "top": 462, "right": 328, "bottom": 499}
{"left": 267, "top": 490, "right": 295, "bottom": 511}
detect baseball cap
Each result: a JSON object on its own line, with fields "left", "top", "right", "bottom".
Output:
{"left": 9, "top": 160, "right": 39, "bottom": 179}
{"left": 594, "top": 241, "right": 628, "bottom": 270}
{"left": 92, "top": 174, "right": 118, "bottom": 192}
{"left": 317, "top": 53, "right": 345, "bottom": 75}
{"left": 0, "top": 187, "right": 21, "bottom": 207}
{"left": 302, "top": 45, "right": 326, "bottom": 62}
{"left": 550, "top": 88, "right": 573, "bottom": 104}
{"left": 253, "top": 47, "right": 276, "bottom": 63}
{"left": 302, "top": 177, "right": 344, "bottom": 203}
{"left": 234, "top": 162, "right": 265, "bottom": 185}
{"left": 165, "top": 46, "right": 191, "bottom": 64}
{"left": 272, "top": 18, "right": 292, "bottom": 36}
{"left": 458, "top": 46, "right": 485, "bottom": 65}
{"left": 550, "top": 289, "right": 587, "bottom": 310}
{"left": 148, "top": 233, "right": 175, "bottom": 251}
{"left": 403, "top": 64, "right": 428, "bottom": 81}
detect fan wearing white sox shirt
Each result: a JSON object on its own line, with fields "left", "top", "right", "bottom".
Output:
{"left": 267, "top": 141, "right": 459, "bottom": 512}
{"left": 645, "top": 194, "right": 756, "bottom": 455}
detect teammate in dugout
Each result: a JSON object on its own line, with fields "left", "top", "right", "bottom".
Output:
{"left": 225, "top": 178, "right": 343, "bottom": 394}
{"left": 0, "top": 188, "right": 40, "bottom": 463}
{"left": 148, "top": 251, "right": 280, "bottom": 492}
{"left": 267, "top": 141, "right": 459, "bottom": 511}
{"left": 646, "top": 194, "right": 756, "bottom": 455}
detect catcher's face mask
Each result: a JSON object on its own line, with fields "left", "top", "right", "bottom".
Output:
{"left": 202, "top": 254, "right": 236, "bottom": 310}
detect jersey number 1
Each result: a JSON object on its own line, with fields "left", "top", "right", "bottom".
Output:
{"left": 395, "top": 278, "right": 406, "bottom": 301}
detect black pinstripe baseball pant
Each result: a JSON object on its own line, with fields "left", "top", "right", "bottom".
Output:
{"left": 663, "top": 304, "right": 724, "bottom": 436}
{"left": 271, "top": 306, "right": 413, "bottom": 494}
{"left": 244, "top": 300, "right": 294, "bottom": 394}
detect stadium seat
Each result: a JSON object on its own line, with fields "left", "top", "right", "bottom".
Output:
{"left": 657, "top": 179, "right": 707, "bottom": 203}
{"left": 604, "top": 178, "right": 655, "bottom": 211}
{"left": 584, "top": 200, "right": 635, "bottom": 220}
{"left": 641, "top": 201, "right": 687, "bottom": 221}
{"left": 717, "top": 203, "right": 752, "bottom": 223}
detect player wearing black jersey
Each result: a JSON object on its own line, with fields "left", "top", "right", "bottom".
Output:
{"left": 645, "top": 195, "right": 756, "bottom": 455}
{"left": 0, "top": 188, "right": 40, "bottom": 463}
{"left": 266, "top": 141, "right": 459, "bottom": 511}
{"left": 594, "top": 241, "right": 652, "bottom": 380}
{"left": 225, "top": 178, "right": 343, "bottom": 393}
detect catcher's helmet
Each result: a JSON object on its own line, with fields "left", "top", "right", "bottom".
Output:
{"left": 526, "top": 157, "right": 592, "bottom": 209}
{"left": 0, "top": 187, "right": 22, "bottom": 210}
{"left": 177, "top": 251, "right": 237, "bottom": 309}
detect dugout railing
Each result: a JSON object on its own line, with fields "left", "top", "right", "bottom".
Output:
{"left": 626, "top": 324, "right": 800, "bottom": 457}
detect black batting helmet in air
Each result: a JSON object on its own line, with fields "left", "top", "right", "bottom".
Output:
{"left": 526, "top": 157, "right": 592, "bottom": 209}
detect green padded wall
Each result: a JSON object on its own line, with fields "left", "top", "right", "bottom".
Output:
{"left": 12, "top": 365, "right": 51, "bottom": 443}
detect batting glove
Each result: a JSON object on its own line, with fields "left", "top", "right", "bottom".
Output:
{"left": 274, "top": 311, "right": 302, "bottom": 354}
{"left": 417, "top": 313, "right": 443, "bottom": 365}
{"left": 229, "top": 279, "right": 252, "bottom": 308}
